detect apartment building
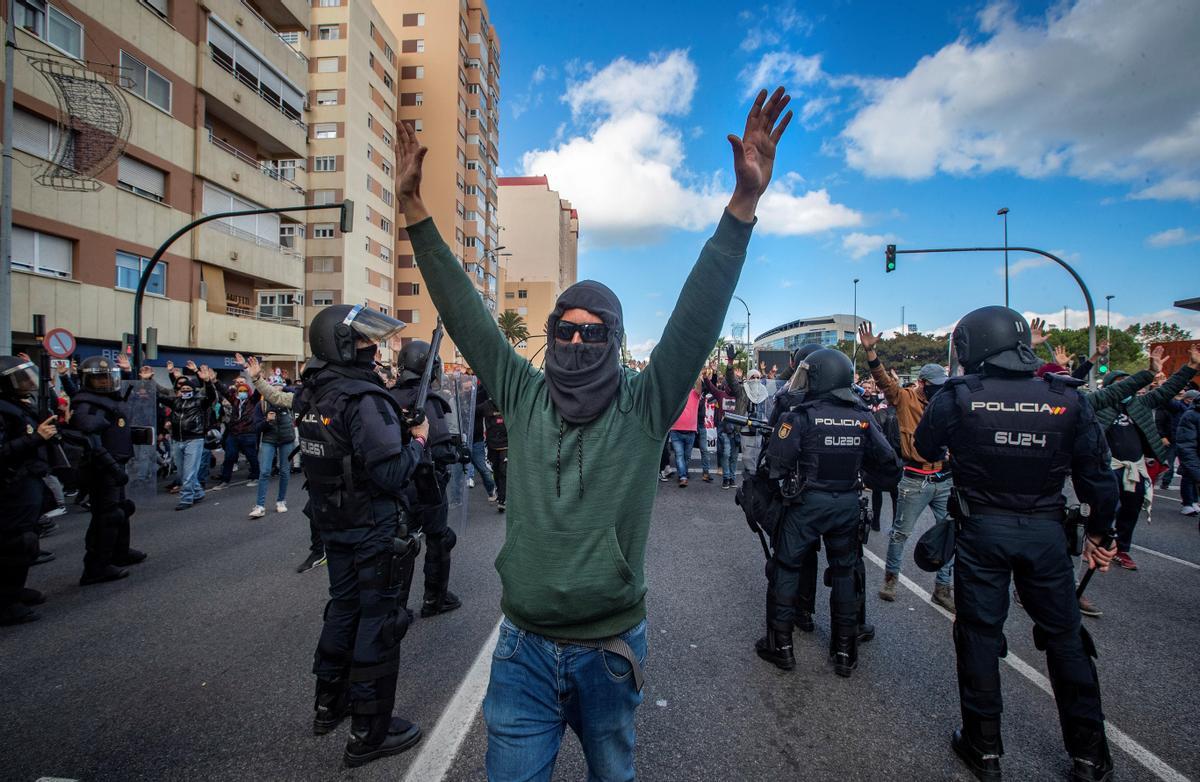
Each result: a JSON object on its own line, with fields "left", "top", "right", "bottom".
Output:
{"left": 497, "top": 176, "right": 578, "bottom": 362}
{"left": 303, "top": 0, "right": 401, "bottom": 359}
{"left": 4, "top": 0, "right": 313, "bottom": 369}
{"left": 376, "top": 0, "right": 502, "bottom": 366}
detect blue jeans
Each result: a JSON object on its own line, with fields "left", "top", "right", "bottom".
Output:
{"left": 255, "top": 441, "right": 290, "bottom": 506}
{"left": 695, "top": 426, "right": 711, "bottom": 474}
{"left": 1182, "top": 473, "right": 1197, "bottom": 507}
{"left": 173, "top": 438, "right": 206, "bottom": 504}
{"left": 668, "top": 431, "right": 695, "bottom": 479}
{"left": 220, "top": 432, "right": 260, "bottom": 482}
{"left": 469, "top": 440, "right": 496, "bottom": 494}
{"left": 885, "top": 473, "right": 954, "bottom": 585}
{"left": 717, "top": 430, "right": 737, "bottom": 480}
{"left": 484, "top": 616, "right": 647, "bottom": 782}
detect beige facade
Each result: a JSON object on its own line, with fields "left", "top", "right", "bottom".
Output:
{"left": 376, "top": 0, "right": 502, "bottom": 366}
{"left": 3, "top": 0, "right": 312, "bottom": 364}
{"left": 497, "top": 176, "right": 579, "bottom": 362}
{"left": 303, "top": 0, "right": 401, "bottom": 358}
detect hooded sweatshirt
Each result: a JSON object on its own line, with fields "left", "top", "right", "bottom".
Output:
{"left": 410, "top": 210, "right": 753, "bottom": 639}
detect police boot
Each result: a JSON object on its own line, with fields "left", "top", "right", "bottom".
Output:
{"left": 795, "top": 610, "right": 815, "bottom": 633}
{"left": 857, "top": 622, "right": 876, "bottom": 643}
{"left": 420, "top": 589, "right": 462, "bottom": 618}
{"left": 0, "top": 601, "right": 40, "bottom": 626}
{"left": 79, "top": 565, "right": 129, "bottom": 586}
{"left": 112, "top": 548, "right": 147, "bottom": 567}
{"left": 952, "top": 716, "right": 1003, "bottom": 782}
{"left": 755, "top": 628, "right": 795, "bottom": 671}
{"left": 20, "top": 587, "right": 46, "bottom": 605}
{"left": 312, "top": 677, "right": 349, "bottom": 736}
{"left": 1068, "top": 725, "right": 1114, "bottom": 782}
{"left": 343, "top": 714, "right": 422, "bottom": 768}
{"left": 830, "top": 631, "right": 858, "bottom": 678}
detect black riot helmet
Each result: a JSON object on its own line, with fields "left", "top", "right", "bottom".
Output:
{"left": 0, "top": 356, "right": 39, "bottom": 401}
{"left": 791, "top": 343, "right": 821, "bottom": 368}
{"left": 952, "top": 305, "right": 1042, "bottom": 374}
{"left": 785, "top": 343, "right": 823, "bottom": 393}
{"left": 398, "top": 339, "right": 441, "bottom": 384}
{"left": 803, "top": 348, "right": 857, "bottom": 403}
{"left": 79, "top": 355, "right": 122, "bottom": 394}
{"left": 309, "top": 304, "right": 406, "bottom": 365}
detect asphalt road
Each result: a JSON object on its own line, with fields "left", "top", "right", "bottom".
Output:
{"left": 3, "top": 462, "right": 1198, "bottom": 782}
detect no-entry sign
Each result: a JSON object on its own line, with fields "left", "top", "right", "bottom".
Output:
{"left": 44, "top": 327, "right": 77, "bottom": 359}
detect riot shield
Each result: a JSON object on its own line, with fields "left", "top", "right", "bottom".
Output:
{"left": 124, "top": 378, "right": 159, "bottom": 501}
{"left": 440, "top": 372, "right": 476, "bottom": 530}
{"left": 739, "top": 379, "right": 785, "bottom": 475}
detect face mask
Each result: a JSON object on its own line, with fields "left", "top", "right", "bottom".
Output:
{"left": 179, "top": 390, "right": 194, "bottom": 400}
{"left": 355, "top": 344, "right": 378, "bottom": 367}
{"left": 236, "top": 391, "right": 248, "bottom": 401}
{"left": 552, "top": 341, "right": 608, "bottom": 371}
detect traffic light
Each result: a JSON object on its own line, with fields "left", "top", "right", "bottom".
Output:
{"left": 885, "top": 244, "right": 897, "bottom": 273}
{"left": 1097, "top": 350, "right": 1110, "bottom": 374}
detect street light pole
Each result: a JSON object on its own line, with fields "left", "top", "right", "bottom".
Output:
{"left": 732, "top": 294, "right": 750, "bottom": 359}
{"left": 997, "top": 207, "right": 1010, "bottom": 308}
{"left": 851, "top": 278, "right": 860, "bottom": 364}
{"left": 1105, "top": 294, "right": 1114, "bottom": 344}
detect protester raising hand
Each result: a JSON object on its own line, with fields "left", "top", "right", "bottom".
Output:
{"left": 857, "top": 321, "right": 881, "bottom": 352}
{"left": 726, "top": 86, "right": 792, "bottom": 221}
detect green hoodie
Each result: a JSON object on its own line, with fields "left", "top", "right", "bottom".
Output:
{"left": 410, "top": 211, "right": 753, "bottom": 639}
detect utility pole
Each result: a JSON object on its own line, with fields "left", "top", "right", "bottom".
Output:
{"left": 997, "top": 207, "right": 1010, "bottom": 308}
{"left": 1, "top": 0, "right": 16, "bottom": 354}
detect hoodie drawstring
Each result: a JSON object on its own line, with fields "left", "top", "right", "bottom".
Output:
{"left": 554, "top": 418, "right": 584, "bottom": 499}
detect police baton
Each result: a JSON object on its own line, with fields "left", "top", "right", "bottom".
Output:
{"left": 407, "top": 317, "right": 444, "bottom": 428}
{"left": 1076, "top": 534, "right": 1114, "bottom": 599}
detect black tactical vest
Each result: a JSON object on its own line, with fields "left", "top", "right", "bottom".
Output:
{"left": 948, "top": 373, "right": 1080, "bottom": 514}
{"left": 72, "top": 391, "right": 134, "bottom": 462}
{"left": 297, "top": 379, "right": 404, "bottom": 531}
{"left": 0, "top": 397, "right": 49, "bottom": 485}
{"left": 768, "top": 398, "right": 872, "bottom": 492}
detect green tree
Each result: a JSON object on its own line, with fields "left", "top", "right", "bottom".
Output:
{"left": 838, "top": 331, "right": 950, "bottom": 377}
{"left": 497, "top": 310, "right": 530, "bottom": 346}
{"left": 1036, "top": 326, "right": 1142, "bottom": 373}
{"left": 1124, "top": 321, "right": 1193, "bottom": 350}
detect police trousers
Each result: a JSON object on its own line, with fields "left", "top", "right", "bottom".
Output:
{"left": 313, "top": 516, "right": 414, "bottom": 716}
{"left": 0, "top": 484, "right": 42, "bottom": 610}
{"left": 954, "top": 514, "right": 1105, "bottom": 752}
{"left": 769, "top": 491, "right": 860, "bottom": 638}
{"left": 82, "top": 473, "right": 132, "bottom": 573}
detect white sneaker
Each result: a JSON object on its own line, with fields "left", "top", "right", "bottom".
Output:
{"left": 248, "top": 505, "right": 266, "bottom": 518}
{"left": 468, "top": 478, "right": 476, "bottom": 488}
{"left": 1182, "top": 504, "right": 1200, "bottom": 517}
{"left": 42, "top": 506, "right": 67, "bottom": 519}
{"left": 487, "top": 491, "right": 498, "bottom": 502}
{"left": 276, "top": 501, "right": 288, "bottom": 513}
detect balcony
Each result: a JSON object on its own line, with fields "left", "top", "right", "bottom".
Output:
{"left": 197, "top": 308, "right": 303, "bottom": 357}
{"left": 200, "top": 132, "right": 306, "bottom": 210}
{"left": 201, "top": 47, "right": 307, "bottom": 158}
{"left": 225, "top": 303, "right": 300, "bottom": 327}
{"left": 238, "top": 0, "right": 308, "bottom": 63}
{"left": 197, "top": 220, "right": 304, "bottom": 289}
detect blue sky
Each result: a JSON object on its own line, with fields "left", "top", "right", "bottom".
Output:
{"left": 488, "top": 0, "right": 1200, "bottom": 357}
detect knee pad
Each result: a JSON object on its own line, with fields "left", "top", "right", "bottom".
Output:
{"left": 382, "top": 607, "right": 411, "bottom": 648}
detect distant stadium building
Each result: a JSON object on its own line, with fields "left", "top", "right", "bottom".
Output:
{"left": 752, "top": 314, "right": 865, "bottom": 365}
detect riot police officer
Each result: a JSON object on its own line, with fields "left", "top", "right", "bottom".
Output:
{"left": 756, "top": 349, "right": 899, "bottom": 676}
{"left": 0, "top": 356, "right": 56, "bottom": 625}
{"left": 390, "top": 339, "right": 466, "bottom": 618}
{"left": 913, "top": 306, "right": 1118, "bottom": 782}
{"left": 295, "top": 304, "right": 428, "bottom": 767}
{"left": 71, "top": 356, "right": 147, "bottom": 585}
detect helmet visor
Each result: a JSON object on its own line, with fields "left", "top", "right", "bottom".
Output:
{"left": 82, "top": 366, "right": 122, "bottom": 393}
{"left": 343, "top": 304, "right": 406, "bottom": 345}
{"left": 2, "top": 361, "right": 39, "bottom": 394}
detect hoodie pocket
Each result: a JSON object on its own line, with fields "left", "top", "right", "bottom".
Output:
{"left": 497, "top": 524, "right": 640, "bottom": 628}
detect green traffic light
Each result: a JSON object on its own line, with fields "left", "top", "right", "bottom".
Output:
{"left": 1098, "top": 364, "right": 1109, "bottom": 374}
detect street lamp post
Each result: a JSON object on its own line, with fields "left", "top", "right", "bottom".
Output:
{"left": 851, "top": 278, "right": 860, "bottom": 364}
{"left": 997, "top": 207, "right": 1010, "bottom": 308}
{"left": 732, "top": 294, "right": 750, "bottom": 360}
{"left": 1105, "top": 294, "right": 1114, "bottom": 343}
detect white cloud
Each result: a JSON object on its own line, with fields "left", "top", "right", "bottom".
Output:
{"left": 564, "top": 50, "right": 696, "bottom": 118}
{"left": 511, "top": 64, "right": 555, "bottom": 120}
{"left": 1020, "top": 308, "right": 1200, "bottom": 336}
{"left": 1147, "top": 227, "right": 1200, "bottom": 248}
{"left": 627, "top": 338, "right": 659, "bottom": 360}
{"left": 522, "top": 51, "right": 862, "bottom": 246}
{"left": 841, "top": 232, "right": 897, "bottom": 260}
{"left": 739, "top": 51, "right": 823, "bottom": 99}
{"left": 739, "top": 5, "right": 814, "bottom": 52}
{"left": 996, "top": 257, "right": 1051, "bottom": 277}
{"left": 838, "top": 0, "right": 1200, "bottom": 199}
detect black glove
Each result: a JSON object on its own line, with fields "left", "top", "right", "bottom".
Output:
{"left": 93, "top": 447, "right": 130, "bottom": 487}
{"left": 725, "top": 343, "right": 736, "bottom": 363}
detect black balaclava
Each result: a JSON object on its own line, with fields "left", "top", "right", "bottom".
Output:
{"left": 544, "top": 280, "right": 624, "bottom": 426}
{"left": 354, "top": 343, "right": 378, "bottom": 369}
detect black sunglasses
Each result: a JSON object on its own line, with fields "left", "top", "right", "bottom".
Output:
{"left": 554, "top": 321, "right": 609, "bottom": 343}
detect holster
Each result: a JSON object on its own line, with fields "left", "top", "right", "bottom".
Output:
{"left": 1063, "top": 506, "right": 1084, "bottom": 557}
{"left": 948, "top": 486, "right": 969, "bottom": 522}
{"left": 858, "top": 495, "right": 870, "bottom": 545}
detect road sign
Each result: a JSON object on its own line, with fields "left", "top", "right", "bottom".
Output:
{"left": 44, "top": 327, "right": 76, "bottom": 359}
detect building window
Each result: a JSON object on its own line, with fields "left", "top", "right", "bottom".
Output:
{"left": 518, "top": 289, "right": 528, "bottom": 299}
{"left": 403, "top": 13, "right": 425, "bottom": 26}
{"left": 120, "top": 50, "right": 171, "bottom": 113}
{"left": 258, "top": 290, "right": 299, "bottom": 321}
{"left": 315, "top": 89, "right": 338, "bottom": 105}
{"left": 313, "top": 155, "right": 336, "bottom": 172}
{"left": 380, "top": 247, "right": 391, "bottom": 262}
{"left": 311, "top": 290, "right": 335, "bottom": 306}
{"left": 312, "top": 223, "right": 335, "bottom": 239}
{"left": 12, "top": 226, "right": 72, "bottom": 278}
{"left": 382, "top": 130, "right": 393, "bottom": 145}
{"left": 117, "top": 155, "right": 166, "bottom": 202}
{"left": 317, "top": 24, "right": 339, "bottom": 40}
{"left": 139, "top": 0, "right": 169, "bottom": 19}
{"left": 317, "top": 57, "right": 338, "bottom": 73}
{"left": 202, "top": 182, "right": 280, "bottom": 244}
{"left": 46, "top": 4, "right": 83, "bottom": 58}
{"left": 12, "top": 107, "right": 71, "bottom": 166}
{"left": 380, "top": 217, "right": 392, "bottom": 233}
{"left": 314, "top": 123, "right": 338, "bottom": 139}
{"left": 279, "top": 224, "right": 299, "bottom": 249}
{"left": 383, "top": 73, "right": 393, "bottom": 90}
{"left": 116, "top": 251, "right": 166, "bottom": 296}
{"left": 311, "top": 189, "right": 337, "bottom": 206}
{"left": 310, "top": 256, "right": 335, "bottom": 273}
{"left": 381, "top": 189, "right": 393, "bottom": 206}
{"left": 381, "top": 160, "right": 392, "bottom": 176}
{"left": 317, "top": 0, "right": 339, "bottom": 6}
{"left": 401, "top": 65, "right": 424, "bottom": 79}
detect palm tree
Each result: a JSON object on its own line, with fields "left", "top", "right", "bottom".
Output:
{"left": 497, "top": 310, "right": 530, "bottom": 346}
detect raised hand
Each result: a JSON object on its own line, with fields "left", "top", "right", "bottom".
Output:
{"left": 727, "top": 86, "right": 793, "bottom": 222}
{"left": 185, "top": 360, "right": 197, "bottom": 373}
{"left": 1029, "top": 317, "right": 1047, "bottom": 347}
{"left": 1188, "top": 344, "right": 1200, "bottom": 369}
{"left": 396, "top": 120, "right": 430, "bottom": 222}
{"left": 1053, "top": 345, "right": 1070, "bottom": 366}
{"left": 244, "top": 355, "right": 261, "bottom": 380}
{"left": 138, "top": 366, "right": 154, "bottom": 380}
{"left": 857, "top": 321, "right": 881, "bottom": 351}
{"left": 234, "top": 352, "right": 246, "bottom": 367}
{"left": 1149, "top": 345, "right": 1165, "bottom": 374}
{"left": 116, "top": 354, "right": 131, "bottom": 372}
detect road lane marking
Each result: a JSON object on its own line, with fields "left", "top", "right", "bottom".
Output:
{"left": 402, "top": 616, "right": 502, "bottom": 782}
{"left": 1131, "top": 545, "right": 1200, "bottom": 571}
{"left": 861, "top": 548, "right": 1191, "bottom": 782}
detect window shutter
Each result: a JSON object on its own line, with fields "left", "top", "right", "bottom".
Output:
{"left": 38, "top": 232, "right": 72, "bottom": 276}
{"left": 208, "top": 18, "right": 234, "bottom": 59}
{"left": 144, "top": 0, "right": 168, "bottom": 16}
{"left": 259, "top": 67, "right": 282, "bottom": 99}
{"left": 11, "top": 226, "right": 35, "bottom": 268}
{"left": 13, "top": 109, "right": 51, "bottom": 157}
{"left": 118, "top": 155, "right": 166, "bottom": 198}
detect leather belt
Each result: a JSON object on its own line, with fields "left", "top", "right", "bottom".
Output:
{"left": 549, "top": 634, "right": 644, "bottom": 692}
{"left": 969, "top": 503, "right": 1064, "bottom": 522}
